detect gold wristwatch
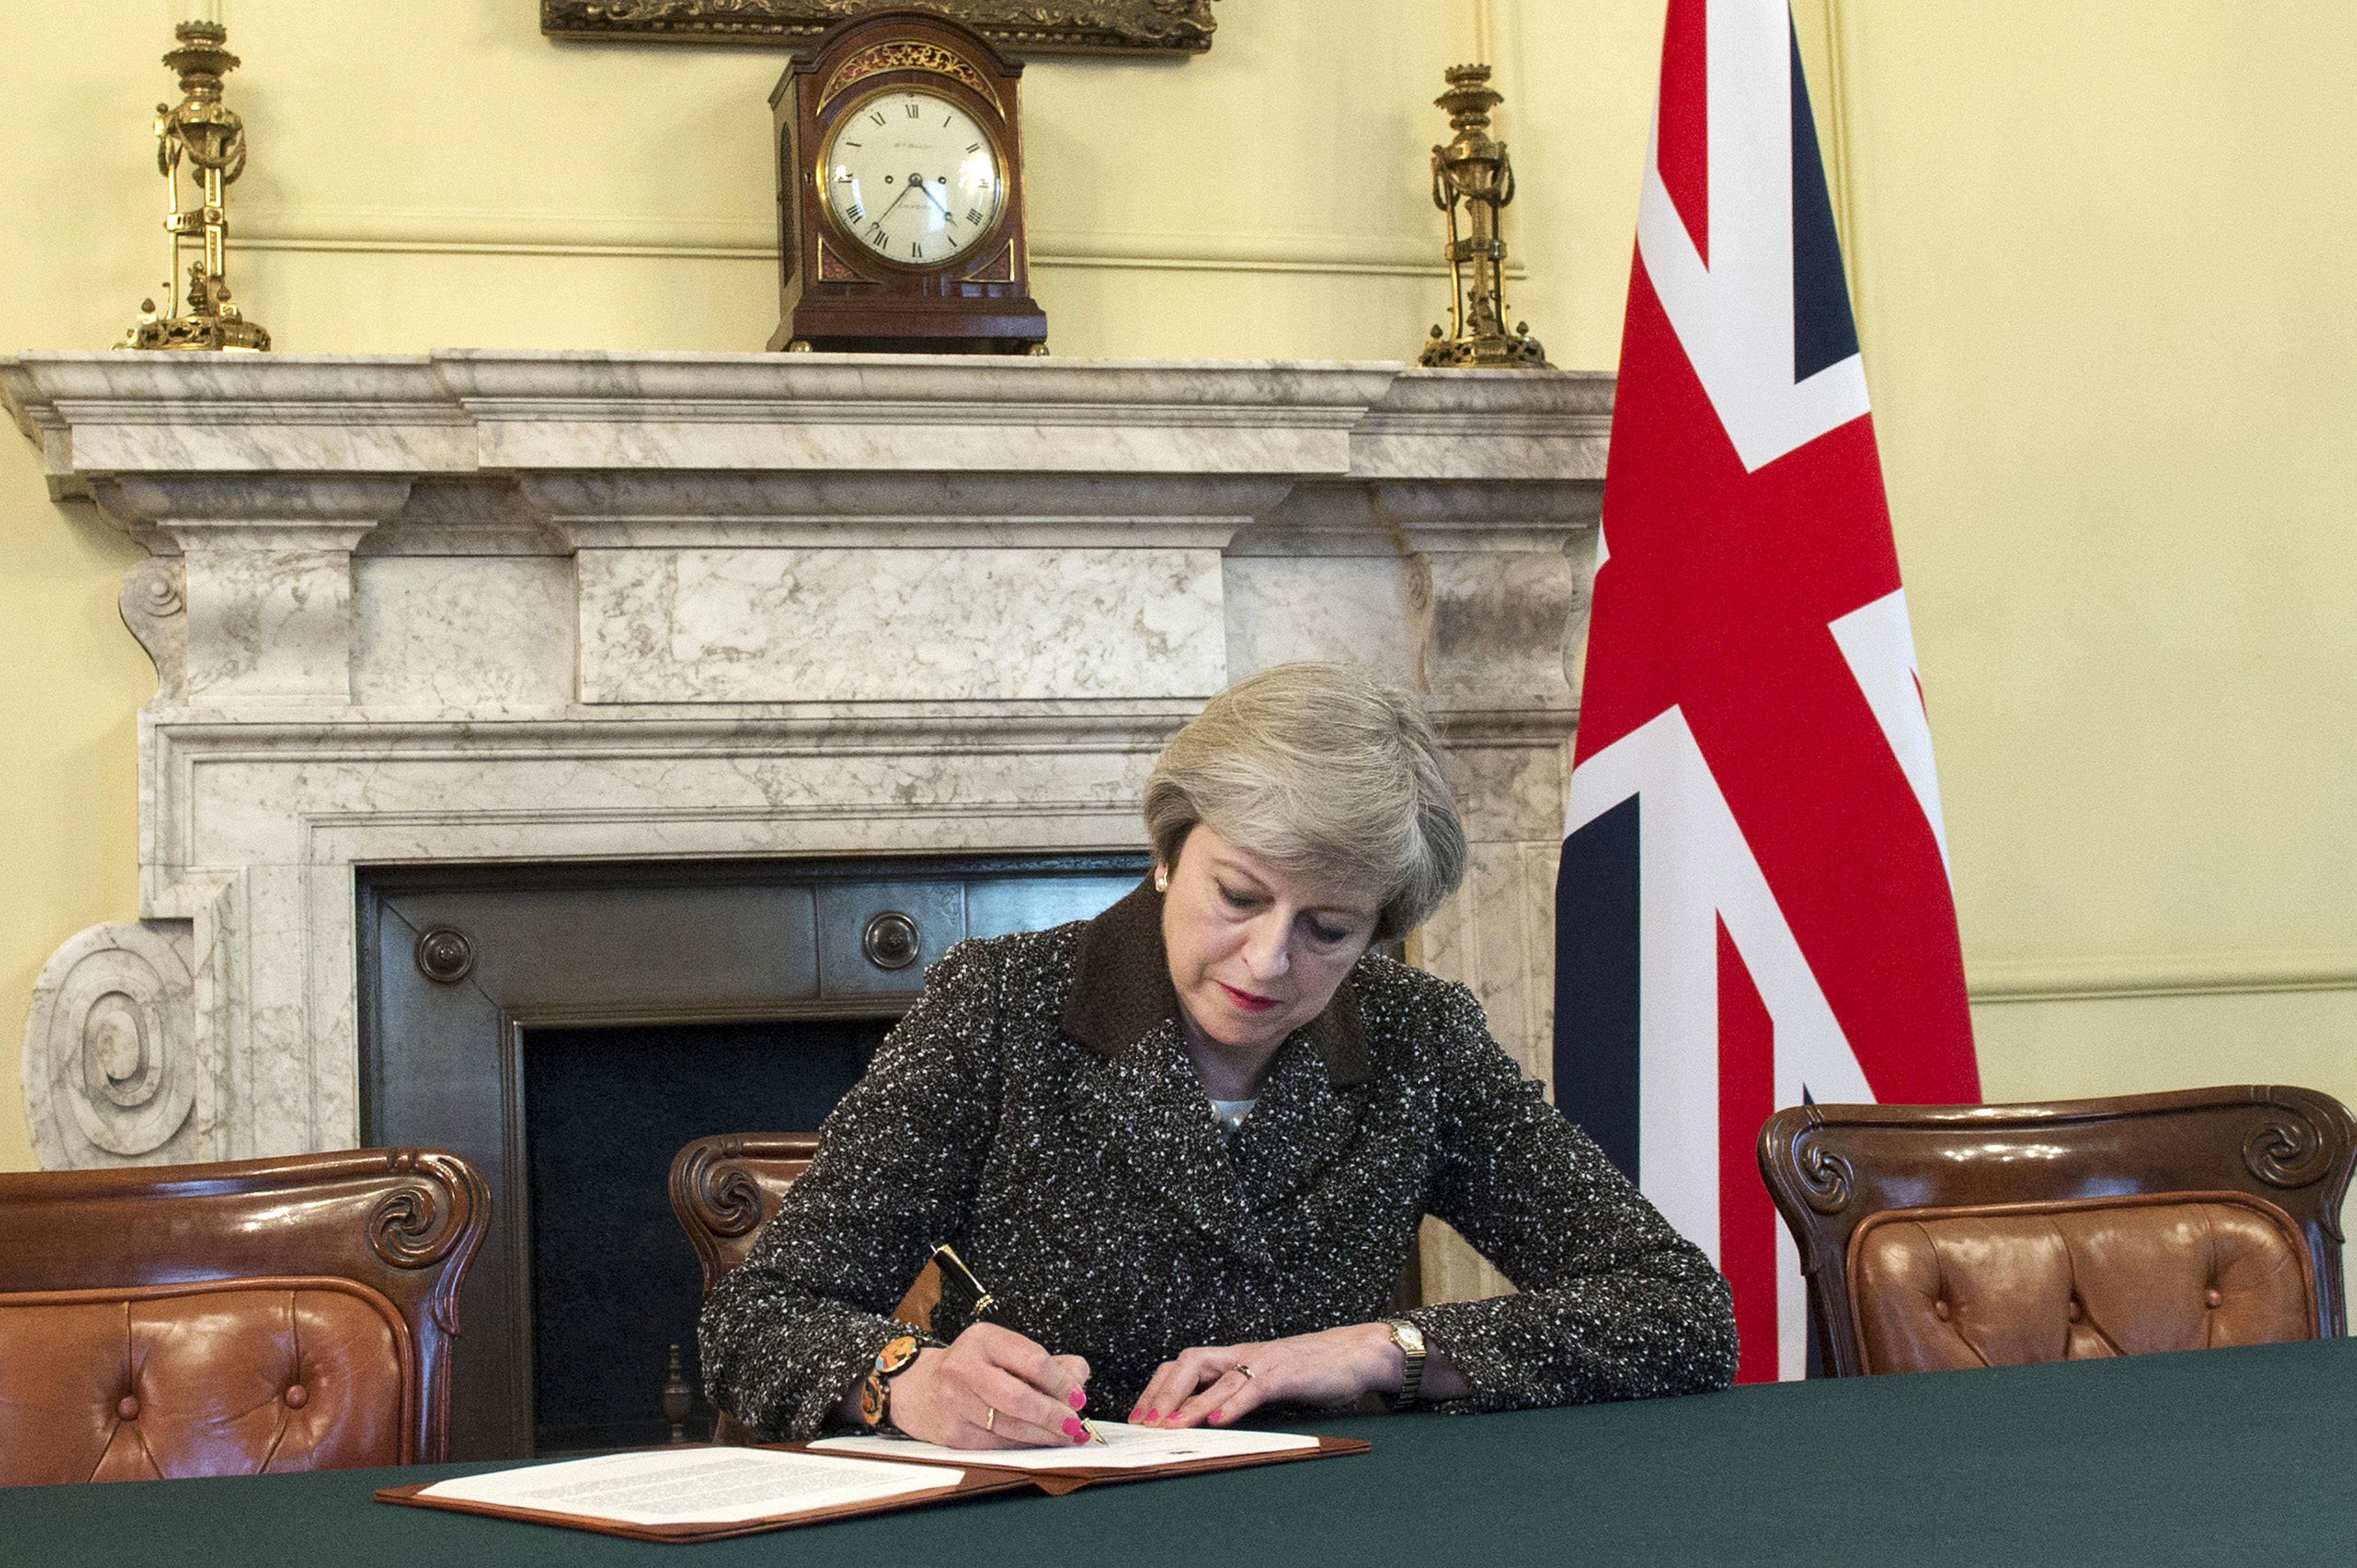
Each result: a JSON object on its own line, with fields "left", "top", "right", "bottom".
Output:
{"left": 858, "top": 1334, "right": 926, "bottom": 1434}
{"left": 1382, "top": 1317, "right": 1427, "bottom": 1408}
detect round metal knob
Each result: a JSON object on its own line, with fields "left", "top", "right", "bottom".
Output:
{"left": 862, "top": 911, "right": 921, "bottom": 972}
{"left": 415, "top": 927, "right": 475, "bottom": 985}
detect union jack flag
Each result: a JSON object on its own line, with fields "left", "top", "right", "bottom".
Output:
{"left": 1554, "top": 0, "right": 1980, "bottom": 1382}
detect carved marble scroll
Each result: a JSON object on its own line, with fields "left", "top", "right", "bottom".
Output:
{"left": 23, "top": 922, "right": 199, "bottom": 1167}
{"left": 118, "top": 559, "right": 187, "bottom": 699}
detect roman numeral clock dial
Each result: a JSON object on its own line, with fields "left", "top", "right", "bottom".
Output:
{"left": 823, "top": 91, "right": 1004, "bottom": 267}
{"left": 769, "top": 10, "right": 1047, "bottom": 354}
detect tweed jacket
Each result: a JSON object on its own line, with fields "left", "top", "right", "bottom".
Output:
{"left": 700, "top": 882, "right": 1738, "bottom": 1438}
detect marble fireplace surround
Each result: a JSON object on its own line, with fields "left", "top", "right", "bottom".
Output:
{"left": 3, "top": 351, "right": 1607, "bottom": 1191}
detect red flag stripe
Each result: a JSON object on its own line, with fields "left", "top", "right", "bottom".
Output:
{"left": 1656, "top": 1, "right": 1711, "bottom": 265}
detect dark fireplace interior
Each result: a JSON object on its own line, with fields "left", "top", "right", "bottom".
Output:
{"left": 523, "top": 1017, "right": 888, "bottom": 1453}
{"left": 358, "top": 851, "right": 1147, "bottom": 1461}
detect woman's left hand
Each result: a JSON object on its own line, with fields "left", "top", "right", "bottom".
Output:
{"left": 1127, "top": 1322, "right": 1400, "bottom": 1428}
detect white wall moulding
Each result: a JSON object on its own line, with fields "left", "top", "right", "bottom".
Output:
{"left": 1, "top": 351, "right": 1609, "bottom": 1172}
{"left": 1967, "top": 953, "right": 2357, "bottom": 1006}
{"left": 222, "top": 209, "right": 1524, "bottom": 280}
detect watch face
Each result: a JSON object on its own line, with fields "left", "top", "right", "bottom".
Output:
{"left": 823, "top": 87, "right": 1005, "bottom": 267}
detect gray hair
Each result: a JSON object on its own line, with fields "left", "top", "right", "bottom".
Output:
{"left": 1143, "top": 663, "right": 1467, "bottom": 941}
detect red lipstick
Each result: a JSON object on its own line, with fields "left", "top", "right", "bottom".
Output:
{"left": 1218, "top": 982, "right": 1279, "bottom": 1013}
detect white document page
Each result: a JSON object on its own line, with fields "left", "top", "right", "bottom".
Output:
{"left": 416, "top": 1447, "right": 964, "bottom": 1528}
{"left": 810, "top": 1420, "right": 1319, "bottom": 1471}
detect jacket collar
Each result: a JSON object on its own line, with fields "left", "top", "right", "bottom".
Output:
{"left": 1058, "top": 876, "right": 1373, "bottom": 1088}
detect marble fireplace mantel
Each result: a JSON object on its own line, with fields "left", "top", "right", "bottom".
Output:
{"left": 3, "top": 350, "right": 1608, "bottom": 1180}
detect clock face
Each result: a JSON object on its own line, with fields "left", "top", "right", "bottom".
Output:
{"left": 822, "top": 88, "right": 1005, "bottom": 268}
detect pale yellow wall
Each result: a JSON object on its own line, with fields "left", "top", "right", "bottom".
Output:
{"left": 3, "top": 1, "right": 2353, "bottom": 1178}
{"left": 1822, "top": 3, "right": 2357, "bottom": 1165}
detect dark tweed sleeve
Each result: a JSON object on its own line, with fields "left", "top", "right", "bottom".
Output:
{"left": 1405, "top": 982, "right": 1740, "bottom": 1410}
{"left": 697, "top": 940, "right": 1003, "bottom": 1439}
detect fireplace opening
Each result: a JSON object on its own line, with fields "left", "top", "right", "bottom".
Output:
{"left": 522, "top": 1016, "right": 889, "bottom": 1453}
{"left": 359, "top": 851, "right": 1148, "bottom": 1460}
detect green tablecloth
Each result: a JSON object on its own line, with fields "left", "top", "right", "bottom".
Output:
{"left": 7, "top": 1338, "right": 2351, "bottom": 1566}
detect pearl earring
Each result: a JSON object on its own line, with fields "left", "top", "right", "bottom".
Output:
{"left": 1154, "top": 867, "right": 1169, "bottom": 892}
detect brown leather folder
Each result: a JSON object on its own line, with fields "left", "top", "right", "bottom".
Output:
{"left": 375, "top": 1435, "right": 1370, "bottom": 1543}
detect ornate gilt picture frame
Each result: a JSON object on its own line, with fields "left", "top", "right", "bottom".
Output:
{"left": 541, "top": 0, "right": 1219, "bottom": 57}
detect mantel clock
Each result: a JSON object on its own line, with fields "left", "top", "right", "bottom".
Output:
{"left": 768, "top": 8, "right": 1047, "bottom": 354}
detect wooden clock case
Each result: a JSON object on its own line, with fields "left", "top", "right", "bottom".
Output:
{"left": 766, "top": 8, "right": 1048, "bottom": 354}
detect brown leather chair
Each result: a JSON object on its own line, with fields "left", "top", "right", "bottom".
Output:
{"left": 670, "top": 1133, "right": 941, "bottom": 1444}
{"left": 1758, "top": 1085, "right": 2355, "bottom": 1378}
{"left": 669, "top": 1133, "right": 942, "bottom": 1324}
{"left": 0, "top": 1148, "right": 488, "bottom": 1485}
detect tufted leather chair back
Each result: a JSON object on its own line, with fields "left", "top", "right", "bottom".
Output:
{"left": 0, "top": 1150, "right": 487, "bottom": 1485}
{"left": 1848, "top": 1192, "right": 2315, "bottom": 1372}
{"left": 1759, "top": 1086, "right": 2355, "bottom": 1378}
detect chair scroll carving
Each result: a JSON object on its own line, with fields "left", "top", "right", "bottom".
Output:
{"left": 2242, "top": 1089, "right": 2340, "bottom": 1196}
{"left": 366, "top": 1150, "right": 489, "bottom": 1335}
{"left": 669, "top": 1134, "right": 821, "bottom": 1293}
{"left": 1792, "top": 1126, "right": 1854, "bottom": 1216}
{"left": 674, "top": 1135, "right": 780, "bottom": 1245}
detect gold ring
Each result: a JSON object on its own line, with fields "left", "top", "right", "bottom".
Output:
{"left": 1235, "top": 1363, "right": 1257, "bottom": 1380}
{"left": 985, "top": 1406, "right": 997, "bottom": 1432}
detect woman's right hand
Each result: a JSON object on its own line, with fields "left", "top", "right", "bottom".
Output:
{"left": 883, "top": 1321, "right": 1095, "bottom": 1449}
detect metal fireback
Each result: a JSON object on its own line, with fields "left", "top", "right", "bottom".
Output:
{"left": 119, "top": 21, "right": 271, "bottom": 353}
{"left": 1420, "top": 64, "right": 1549, "bottom": 371}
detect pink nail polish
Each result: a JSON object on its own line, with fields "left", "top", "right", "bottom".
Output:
{"left": 1063, "top": 1417, "right": 1087, "bottom": 1440}
{"left": 1069, "top": 1388, "right": 1087, "bottom": 1410}
{"left": 1142, "top": 1410, "right": 1160, "bottom": 1423}
{"left": 1208, "top": 1410, "right": 1224, "bottom": 1424}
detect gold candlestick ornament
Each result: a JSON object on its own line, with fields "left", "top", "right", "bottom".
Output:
{"left": 1419, "top": 64, "right": 1548, "bottom": 370}
{"left": 119, "top": 20, "right": 271, "bottom": 352}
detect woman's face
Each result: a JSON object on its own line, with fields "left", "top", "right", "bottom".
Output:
{"left": 1160, "top": 824, "right": 1382, "bottom": 1057}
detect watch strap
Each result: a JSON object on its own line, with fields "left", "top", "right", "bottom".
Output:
{"left": 1382, "top": 1317, "right": 1428, "bottom": 1408}
{"left": 857, "top": 1333, "right": 931, "bottom": 1434}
